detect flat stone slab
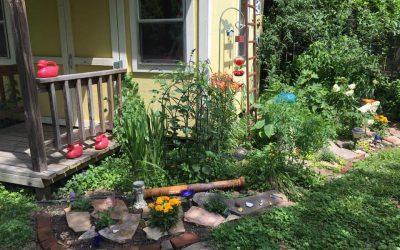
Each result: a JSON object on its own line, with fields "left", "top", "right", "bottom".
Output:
{"left": 183, "top": 241, "right": 213, "bottom": 250}
{"left": 66, "top": 212, "right": 91, "bottom": 232}
{"left": 223, "top": 214, "right": 241, "bottom": 223}
{"left": 335, "top": 140, "right": 354, "bottom": 149}
{"left": 225, "top": 191, "right": 292, "bottom": 216}
{"left": 99, "top": 213, "right": 140, "bottom": 244}
{"left": 184, "top": 206, "right": 225, "bottom": 228}
{"left": 328, "top": 143, "right": 360, "bottom": 161}
{"left": 168, "top": 219, "right": 186, "bottom": 235}
{"left": 78, "top": 226, "right": 98, "bottom": 241}
{"left": 143, "top": 226, "right": 167, "bottom": 241}
{"left": 92, "top": 198, "right": 128, "bottom": 220}
{"left": 384, "top": 136, "right": 400, "bottom": 146}
{"left": 388, "top": 127, "right": 400, "bottom": 137}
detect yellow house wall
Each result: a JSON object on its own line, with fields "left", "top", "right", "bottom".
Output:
{"left": 21, "top": 0, "right": 246, "bottom": 122}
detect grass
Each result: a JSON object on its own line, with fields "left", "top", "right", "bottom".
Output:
{"left": 0, "top": 185, "right": 37, "bottom": 249}
{"left": 211, "top": 149, "right": 400, "bottom": 250}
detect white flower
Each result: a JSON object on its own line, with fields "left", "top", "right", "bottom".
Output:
{"left": 332, "top": 84, "right": 340, "bottom": 92}
{"left": 348, "top": 84, "right": 356, "bottom": 90}
{"left": 372, "top": 79, "right": 378, "bottom": 85}
{"left": 345, "top": 90, "right": 354, "bottom": 96}
{"left": 367, "top": 119, "right": 375, "bottom": 125}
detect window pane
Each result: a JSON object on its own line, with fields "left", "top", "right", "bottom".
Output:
{"left": 0, "top": 0, "right": 4, "bottom": 21}
{"left": 139, "top": 22, "right": 183, "bottom": 64}
{"left": 139, "top": 0, "right": 183, "bottom": 19}
{"left": 0, "top": 24, "right": 9, "bottom": 57}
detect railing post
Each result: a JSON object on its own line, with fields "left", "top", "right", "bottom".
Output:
{"left": 8, "top": 0, "right": 47, "bottom": 171}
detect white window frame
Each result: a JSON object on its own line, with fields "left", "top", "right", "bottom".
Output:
{"left": 0, "top": 0, "right": 15, "bottom": 65}
{"left": 129, "top": 0, "right": 194, "bottom": 72}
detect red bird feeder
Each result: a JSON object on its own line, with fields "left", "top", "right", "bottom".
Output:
{"left": 234, "top": 56, "right": 245, "bottom": 66}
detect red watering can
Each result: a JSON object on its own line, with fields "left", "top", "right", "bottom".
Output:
{"left": 37, "top": 60, "right": 59, "bottom": 78}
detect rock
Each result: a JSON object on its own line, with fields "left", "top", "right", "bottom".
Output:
{"left": 233, "top": 147, "right": 248, "bottom": 160}
{"left": 91, "top": 198, "right": 129, "bottom": 220}
{"left": 141, "top": 206, "right": 150, "bottom": 219}
{"left": 384, "top": 136, "right": 400, "bottom": 146}
{"left": 78, "top": 226, "right": 98, "bottom": 241}
{"left": 183, "top": 206, "right": 225, "bottom": 228}
{"left": 183, "top": 241, "right": 213, "bottom": 250}
{"left": 192, "top": 192, "right": 218, "bottom": 208}
{"left": 225, "top": 191, "right": 292, "bottom": 216}
{"left": 335, "top": 140, "right": 354, "bottom": 149}
{"left": 170, "top": 232, "right": 200, "bottom": 249}
{"left": 354, "top": 150, "right": 367, "bottom": 160}
{"left": 140, "top": 243, "right": 161, "bottom": 250}
{"left": 98, "top": 213, "right": 140, "bottom": 244}
{"left": 143, "top": 226, "right": 167, "bottom": 241}
{"left": 168, "top": 219, "right": 186, "bottom": 235}
{"left": 161, "top": 240, "right": 174, "bottom": 250}
{"left": 328, "top": 143, "right": 360, "bottom": 161}
{"left": 388, "top": 127, "right": 400, "bottom": 137}
{"left": 224, "top": 214, "right": 241, "bottom": 223}
{"left": 319, "top": 161, "right": 337, "bottom": 169}
{"left": 66, "top": 212, "right": 91, "bottom": 232}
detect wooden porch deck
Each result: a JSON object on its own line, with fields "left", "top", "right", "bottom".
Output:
{"left": 0, "top": 122, "right": 119, "bottom": 188}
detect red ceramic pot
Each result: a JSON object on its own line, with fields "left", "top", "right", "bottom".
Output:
{"left": 66, "top": 142, "right": 83, "bottom": 159}
{"left": 95, "top": 134, "right": 109, "bottom": 150}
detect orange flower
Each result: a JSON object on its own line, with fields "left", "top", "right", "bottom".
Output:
{"left": 155, "top": 205, "right": 163, "bottom": 212}
{"left": 148, "top": 203, "right": 155, "bottom": 209}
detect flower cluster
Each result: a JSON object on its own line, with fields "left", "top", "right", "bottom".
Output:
{"left": 148, "top": 196, "right": 181, "bottom": 214}
{"left": 332, "top": 83, "right": 356, "bottom": 96}
{"left": 211, "top": 73, "right": 243, "bottom": 93}
{"left": 374, "top": 115, "right": 389, "bottom": 124}
{"left": 148, "top": 196, "right": 182, "bottom": 232}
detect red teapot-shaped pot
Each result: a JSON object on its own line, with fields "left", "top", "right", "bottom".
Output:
{"left": 66, "top": 142, "right": 83, "bottom": 159}
{"left": 95, "top": 133, "right": 109, "bottom": 150}
{"left": 37, "top": 60, "right": 59, "bottom": 78}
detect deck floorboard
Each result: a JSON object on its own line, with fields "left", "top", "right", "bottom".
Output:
{"left": 0, "top": 122, "right": 119, "bottom": 187}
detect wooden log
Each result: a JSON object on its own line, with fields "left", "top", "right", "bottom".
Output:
{"left": 8, "top": 0, "right": 47, "bottom": 172}
{"left": 107, "top": 74, "right": 114, "bottom": 129}
{"left": 62, "top": 80, "right": 73, "bottom": 144}
{"left": 75, "top": 79, "right": 86, "bottom": 142}
{"left": 87, "top": 77, "right": 96, "bottom": 136}
{"left": 97, "top": 76, "right": 105, "bottom": 132}
{"left": 48, "top": 83, "right": 61, "bottom": 149}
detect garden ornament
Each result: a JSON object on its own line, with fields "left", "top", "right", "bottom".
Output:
{"left": 95, "top": 133, "right": 109, "bottom": 150}
{"left": 274, "top": 92, "right": 296, "bottom": 104}
{"left": 37, "top": 60, "right": 59, "bottom": 78}
{"left": 66, "top": 142, "right": 83, "bottom": 159}
{"left": 352, "top": 127, "right": 365, "bottom": 140}
{"left": 133, "top": 181, "right": 147, "bottom": 209}
{"left": 358, "top": 101, "right": 380, "bottom": 113}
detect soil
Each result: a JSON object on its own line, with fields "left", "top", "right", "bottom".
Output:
{"left": 38, "top": 199, "right": 212, "bottom": 250}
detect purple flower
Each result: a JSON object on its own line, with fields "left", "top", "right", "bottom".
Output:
{"left": 69, "top": 191, "right": 76, "bottom": 199}
{"left": 92, "top": 235, "right": 103, "bottom": 247}
{"left": 181, "top": 189, "right": 194, "bottom": 198}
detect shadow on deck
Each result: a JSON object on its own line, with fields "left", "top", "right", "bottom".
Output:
{"left": 0, "top": 122, "right": 119, "bottom": 189}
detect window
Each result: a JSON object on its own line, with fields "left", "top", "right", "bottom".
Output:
{"left": 130, "top": 0, "right": 193, "bottom": 71}
{"left": 0, "top": 0, "right": 10, "bottom": 59}
{"left": 138, "top": 0, "right": 184, "bottom": 64}
{"left": 0, "top": 0, "right": 14, "bottom": 65}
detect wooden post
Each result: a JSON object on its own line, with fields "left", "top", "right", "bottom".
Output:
{"left": 8, "top": 0, "right": 47, "bottom": 172}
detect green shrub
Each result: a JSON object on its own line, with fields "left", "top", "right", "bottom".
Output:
{"left": 316, "top": 149, "right": 339, "bottom": 163}
{"left": 212, "top": 148, "right": 400, "bottom": 249}
{"left": 0, "top": 185, "right": 37, "bottom": 249}
{"left": 204, "top": 192, "right": 228, "bottom": 215}
{"left": 96, "top": 209, "right": 115, "bottom": 230}
{"left": 71, "top": 198, "right": 91, "bottom": 211}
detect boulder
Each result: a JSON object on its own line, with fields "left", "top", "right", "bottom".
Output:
{"left": 143, "top": 226, "right": 167, "bottom": 241}
{"left": 91, "top": 198, "right": 128, "bottom": 220}
{"left": 78, "top": 226, "right": 98, "bottom": 241}
{"left": 183, "top": 206, "right": 225, "bottom": 228}
{"left": 98, "top": 213, "right": 140, "bottom": 244}
{"left": 66, "top": 212, "right": 91, "bottom": 232}
{"left": 168, "top": 219, "right": 186, "bottom": 235}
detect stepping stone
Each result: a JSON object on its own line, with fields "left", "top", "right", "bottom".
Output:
{"left": 143, "top": 226, "right": 167, "bottom": 241}
{"left": 99, "top": 213, "right": 140, "bottom": 244}
{"left": 161, "top": 240, "right": 174, "bottom": 250}
{"left": 335, "top": 140, "right": 354, "bottom": 149}
{"left": 388, "top": 127, "right": 400, "bottom": 137}
{"left": 225, "top": 191, "right": 292, "bottom": 216}
{"left": 328, "top": 143, "right": 360, "bottom": 161}
{"left": 91, "top": 198, "right": 128, "bottom": 220}
{"left": 170, "top": 232, "right": 200, "bottom": 249}
{"left": 66, "top": 212, "right": 91, "bottom": 232}
{"left": 78, "top": 226, "right": 98, "bottom": 241}
{"left": 224, "top": 214, "right": 241, "bottom": 223}
{"left": 184, "top": 206, "right": 225, "bottom": 228}
{"left": 384, "top": 136, "right": 400, "bottom": 146}
{"left": 192, "top": 192, "right": 218, "bottom": 208}
{"left": 183, "top": 242, "right": 213, "bottom": 250}
{"left": 168, "top": 219, "right": 186, "bottom": 235}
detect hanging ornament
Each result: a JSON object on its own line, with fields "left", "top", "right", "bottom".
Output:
{"left": 234, "top": 56, "right": 245, "bottom": 66}
{"left": 233, "top": 69, "right": 245, "bottom": 76}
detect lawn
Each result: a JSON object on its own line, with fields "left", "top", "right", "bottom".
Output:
{"left": 212, "top": 149, "right": 400, "bottom": 249}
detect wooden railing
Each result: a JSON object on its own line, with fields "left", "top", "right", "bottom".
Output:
{"left": 36, "top": 68, "right": 126, "bottom": 150}
{"left": 0, "top": 65, "right": 21, "bottom": 115}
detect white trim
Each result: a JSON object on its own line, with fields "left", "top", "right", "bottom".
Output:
{"left": 73, "top": 57, "right": 114, "bottom": 66}
{"left": 198, "top": 0, "right": 211, "bottom": 62}
{"left": 0, "top": 0, "right": 15, "bottom": 65}
{"left": 33, "top": 56, "right": 63, "bottom": 64}
{"left": 109, "top": 0, "right": 127, "bottom": 69}
{"left": 129, "top": 0, "right": 194, "bottom": 72}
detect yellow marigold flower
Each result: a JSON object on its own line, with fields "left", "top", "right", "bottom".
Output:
{"left": 148, "top": 203, "right": 154, "bottom": 209}
{"left": 169, "top": 198, "right": 181, "bottom": 206}
{"left": 155, "top": 205, "right": 163, "bottom": 212}
{"left": 164, "top": 203, "right": 173, "bottom": 210}
{"left": 156, "top": 197, "right": 163, "bottom": 205}
{"left": 163, "top": 208, "right": 170, "bottom": 213}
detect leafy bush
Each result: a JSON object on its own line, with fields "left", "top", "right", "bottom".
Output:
{"left": 0, "top": 185, "right": 37, "bottom": 249}
{"left": 212, "top": 149, "right": 400, "bottom": 249}
{"left": 96, "top": 209, "right": 115, "bottom": 230}
{"left": 204, "top": 192, "right": 228, "bottom": 215}
{"left": 71, "top": 198, "right": 92, "bottom": 211}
